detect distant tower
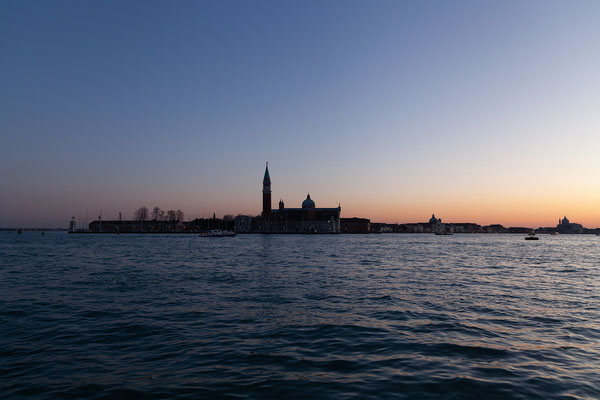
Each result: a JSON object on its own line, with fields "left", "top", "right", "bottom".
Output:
{"left": 279, "top": 199, "right": 284, "bottom": 210}
{"left": 262, "top": 162, "right": 272, "bottom": 218}
{"left": 69, "top": 217, "right": 77, "bottom": 232}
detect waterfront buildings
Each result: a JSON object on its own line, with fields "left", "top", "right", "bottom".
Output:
{"left": 429, "top": 214, "right": 447, "bottom": 234}
{"left": 76, "top": 169, "right": 594, "bottom": 235}
{"left": 371, "top": 219, "right": 500, "bottom": 234}
{"left": 234, "top": 215, "right": 252, "bottom": 233}
{"left": 85, "top": 216, "right": 233, "bottom": 233}
{"left": 483, "top": 224, "right": 508, "bottom": 234}
{"left": 88, "top": 219, "right": 186, "bottom": 233}
{"left": 340, "top": 218, "right": 371, "bottom": 233}
{"left": 556, "top": 216, "right": 584, "bottom": 234}
{"left": 258, "top": 163, "right": 341, "bottom": 233}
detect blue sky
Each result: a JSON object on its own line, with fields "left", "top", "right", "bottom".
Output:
{"left": 2, "top": 0, "right": 599, "bottom": 227}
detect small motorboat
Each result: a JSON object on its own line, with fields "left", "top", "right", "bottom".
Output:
{"left": 525, "top": 233, "right": 539, "bottom": 240}
{"left": 200, "top": 230, "right": 237, "bottom": 237}
{"left": 550, "top": 232, "right": 558, "bottom": 235}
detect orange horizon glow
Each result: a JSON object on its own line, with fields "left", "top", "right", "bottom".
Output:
{"left": 325, "top": 194, "right": 600, "bottom": 228}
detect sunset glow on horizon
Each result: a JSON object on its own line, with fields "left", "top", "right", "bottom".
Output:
{"left": 2, "top": 1, "right": 599, "bottom": 228}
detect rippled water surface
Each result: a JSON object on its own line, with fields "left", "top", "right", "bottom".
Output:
{"left": 1, "top": 232, "right": 599, "bottom": 399}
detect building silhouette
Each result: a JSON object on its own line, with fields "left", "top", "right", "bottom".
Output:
{"left": 556, "top": 216, "right": 583, "bottom": 234}
{"left": 340, "top": 217, "right": 370, "bottom": 233}
{"left": 245, "top": 163, "right": 341, "bottom": 233}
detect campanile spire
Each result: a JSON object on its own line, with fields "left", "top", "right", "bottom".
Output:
{"left": 263, "top": 162, "right": 271, "bottom": 191}
{"left": 262, "top": 162, "right": 271, "bottom": 217}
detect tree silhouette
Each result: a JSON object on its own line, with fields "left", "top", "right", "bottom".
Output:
{"left": 134, "top": 206, "right": 149, "bottom": 221}
{"left": 151, "top": 206, "right": 163, "bottom": 221}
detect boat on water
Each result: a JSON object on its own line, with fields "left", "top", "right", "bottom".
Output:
{"left": 200, "top": 230, "right": 237, "bottom": 237}
{"left": 435, "top": 231, "right": 453, "bottom": 236}
{"left": 550, "top": 232, "right": 558, "bottom": 235}
{"left": 525, "top": 232, "right": 539, "bottom": 240}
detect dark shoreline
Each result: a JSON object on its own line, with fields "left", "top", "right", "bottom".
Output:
{"left": 65, "top": 231, "right": 599, "bottom": 235}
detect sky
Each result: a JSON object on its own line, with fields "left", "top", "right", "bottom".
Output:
{"left": 1, "top": 0, "right": 599, "bottom": 228}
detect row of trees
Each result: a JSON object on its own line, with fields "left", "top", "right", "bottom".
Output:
{"left": 132, "top": 207, "right": 238, "bottom": 224}
{"left": 134, "top": 206, "right": 184, "bottom": 223}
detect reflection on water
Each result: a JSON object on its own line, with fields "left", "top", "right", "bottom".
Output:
{"left": 1, "top": 232, "right": 599, "bottom": 399}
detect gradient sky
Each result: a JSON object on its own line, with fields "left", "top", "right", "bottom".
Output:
{"left": 2, "top": 0, "right": 599, "bottom": 228}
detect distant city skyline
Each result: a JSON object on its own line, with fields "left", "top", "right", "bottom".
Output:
{"left": 2, "top": 1, "right": 599, "bottom": 228}
{"left": 3, "top": 160, "right": 596, "bottom": 230}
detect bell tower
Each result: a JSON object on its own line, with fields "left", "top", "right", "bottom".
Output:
{"left": 262, "top": 162, "right": 271, "bottom": 218}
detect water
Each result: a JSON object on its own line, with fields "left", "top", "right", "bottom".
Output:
{"left": 1, "top": 232, "right": 599, "bottom": 399}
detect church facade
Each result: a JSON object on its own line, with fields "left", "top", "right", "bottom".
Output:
{"left": 255, "top": 163, "right": 341, "bottom": 233}
{"left": 556, "top": 216, "right": 584, "bottom": 234}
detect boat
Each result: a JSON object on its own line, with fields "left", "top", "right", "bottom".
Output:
{"left": 200, "top": 230, "right": 237, "bottom": 237}
{"left": 525, "top": 232, "right": 539, "bottom": 240}
{"left": 435, "top": 231, "right": 453, "bottom": 236}
{"left": 550, "top": 232, "right": 558, "bottom": 235}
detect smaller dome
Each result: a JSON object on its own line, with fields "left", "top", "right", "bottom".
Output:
{"left": 302, "top": 194, "right": 315, "bottom": 208}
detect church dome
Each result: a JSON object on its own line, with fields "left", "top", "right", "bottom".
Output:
{"left": 302, "top": 194, "right": 315, "bottom": 208}
{"left": 562, "top": 216, "right": 570, "bottom": 225}
{"left": 429, "top": 214, "right": 438, "bottom": 224}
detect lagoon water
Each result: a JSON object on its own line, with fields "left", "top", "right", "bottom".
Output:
{"left": 1, "top": 232, "right": 599, "bottom": 399}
